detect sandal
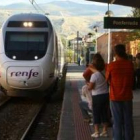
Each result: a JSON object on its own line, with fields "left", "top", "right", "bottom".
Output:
{"left": 84, "top": 118, "right": 91, "bottom": 123}
{"left": 100, "top": 131, "right": 108, "bottom": 137}
{"left": 91, "top": 132, "right": 100, "bottom": 138}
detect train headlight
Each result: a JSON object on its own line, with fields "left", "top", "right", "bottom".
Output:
{"left": 13, "top": 56, "right": 16, "bottom": 60}
{"left": 34, "top": 56, "right": 38, "bottom": 60}
{"left": 23, "top": 22, "right": 28, "bottom": 27}
{"left": 23, "top": 22, "right": 33, "bottom": 27}
{"left": 28, "top": 22, "right": 33, "bottom": 27}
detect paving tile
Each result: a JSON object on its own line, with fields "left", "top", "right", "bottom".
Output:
{"left": 58, "top": 63, "right": 140, "bottom": 140}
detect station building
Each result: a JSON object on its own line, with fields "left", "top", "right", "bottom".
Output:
{"left": 97, "top": 31, "right": 140, "bottom": 62}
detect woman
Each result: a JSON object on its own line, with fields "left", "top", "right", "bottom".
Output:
{"left": 79, "top": 85, "right": 92, "bottom": 122}
{"left": 87, "top": 53, "right": 109, "bottom": 138}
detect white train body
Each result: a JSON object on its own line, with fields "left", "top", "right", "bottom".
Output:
{"left": 0, "top": 13, "right": 65, "bottom": 96}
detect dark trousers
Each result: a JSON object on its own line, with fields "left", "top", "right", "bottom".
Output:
{"left": 110, "top": 101, "right": 134, "bottom": 140}
{"left": 92, "top": 93, "right": 109, "bottom": 124}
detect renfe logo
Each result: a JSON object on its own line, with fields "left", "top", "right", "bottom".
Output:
{"left": 11, "top": 69, "right": 39, "bottom": 79}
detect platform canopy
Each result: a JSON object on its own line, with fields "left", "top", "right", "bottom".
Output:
{"left": 86, "top": 0, "right": 140, "bottom": 8}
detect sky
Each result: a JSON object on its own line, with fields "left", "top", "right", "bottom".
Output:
{"left": 0, "top": 0, "right": 107, "bottom": 6}
{"left": 0, "top": 0, "right": 132, "bottom": 16}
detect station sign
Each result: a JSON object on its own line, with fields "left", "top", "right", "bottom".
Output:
{"left": 104, "top": 17, "right": 140, "bottom": 29}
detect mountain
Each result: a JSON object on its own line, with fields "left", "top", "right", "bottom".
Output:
{"left": 1, "top": 1, "right": 132, "bottom": 16}
{"left": 0, "top": 3, "right": 32, "bottom": 10}
{"left": 0, "top": 1, "right": 132, "bottom": 36}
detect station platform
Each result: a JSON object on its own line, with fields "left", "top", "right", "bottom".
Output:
{"left": 57, "top": 63, "right": 140, "bottom": 140}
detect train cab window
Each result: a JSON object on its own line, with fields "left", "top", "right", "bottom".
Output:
{"left": 5, "top": 32, "right": 48, "bottom": 60}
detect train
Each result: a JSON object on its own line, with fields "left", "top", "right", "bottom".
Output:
{"left": 0, "top": 13, "right": 65, "bottom": 97}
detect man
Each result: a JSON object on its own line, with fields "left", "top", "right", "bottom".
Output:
{"left": 135, "top": 53, "right": 140, "bottom": 89}
{"left": 106, "top": 44, "right": 134, "bottom": 140}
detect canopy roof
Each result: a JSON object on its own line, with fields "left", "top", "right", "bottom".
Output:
{"left": 87, "top": 0, "right": 140, "bottom": 8}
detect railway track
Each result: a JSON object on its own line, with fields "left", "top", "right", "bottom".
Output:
{"left": 20, "top": 99, "right": 45, "bottom": 140}
{"left": 0, "top": 96, "right": 11, "bottom": 107}
{"left": 0, "top": 97, "right": 46, "bottom": 140}
{"left": 22, "top": 99, "right": 62, "bottom": 140}
{"left": 0, "top": 65, "right": 66, "bottom": 140}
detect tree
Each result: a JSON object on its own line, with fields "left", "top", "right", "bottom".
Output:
{"left": 124, "top": 8, "right": 140, "bottom": 55}
{"left": 132, "top": 8, "right": 140, "bottom": 17}
{"left": 130, "top": 8, "right": 140, "bottom": 40}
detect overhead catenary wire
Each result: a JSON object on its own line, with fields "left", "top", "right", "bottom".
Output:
{"left": 29, "top": 0, "right": 39, "bottom": 13}
{"left": 28, "top": 0, "right": 46, "bottom": 14}
{"left": 33, "top": 0, "right": 46, "bottom": 14}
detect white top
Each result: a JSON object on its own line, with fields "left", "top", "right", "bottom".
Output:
{"left": 81, "top": 85, "right": 92, "bottom": 110}
{"left": 90, "top": 71, "right": 108, "bottom": 96}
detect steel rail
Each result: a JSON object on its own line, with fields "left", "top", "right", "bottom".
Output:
{"left": 20, "top": 100, "right": 45, "bottom": 140}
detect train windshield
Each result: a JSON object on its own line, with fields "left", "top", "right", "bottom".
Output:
{"left": 5, "top": 32, "right": 48, "bottom": 60}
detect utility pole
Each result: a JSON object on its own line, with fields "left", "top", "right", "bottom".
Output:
{"left": 105, "top": 2, "right": 113, "bottom": 63}
{"left": 77, "top": 31, "right": 79, "bottom": 63}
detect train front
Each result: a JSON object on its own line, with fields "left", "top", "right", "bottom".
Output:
{"left": 0, "top": 13, "right": 55, "bottom": 96}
